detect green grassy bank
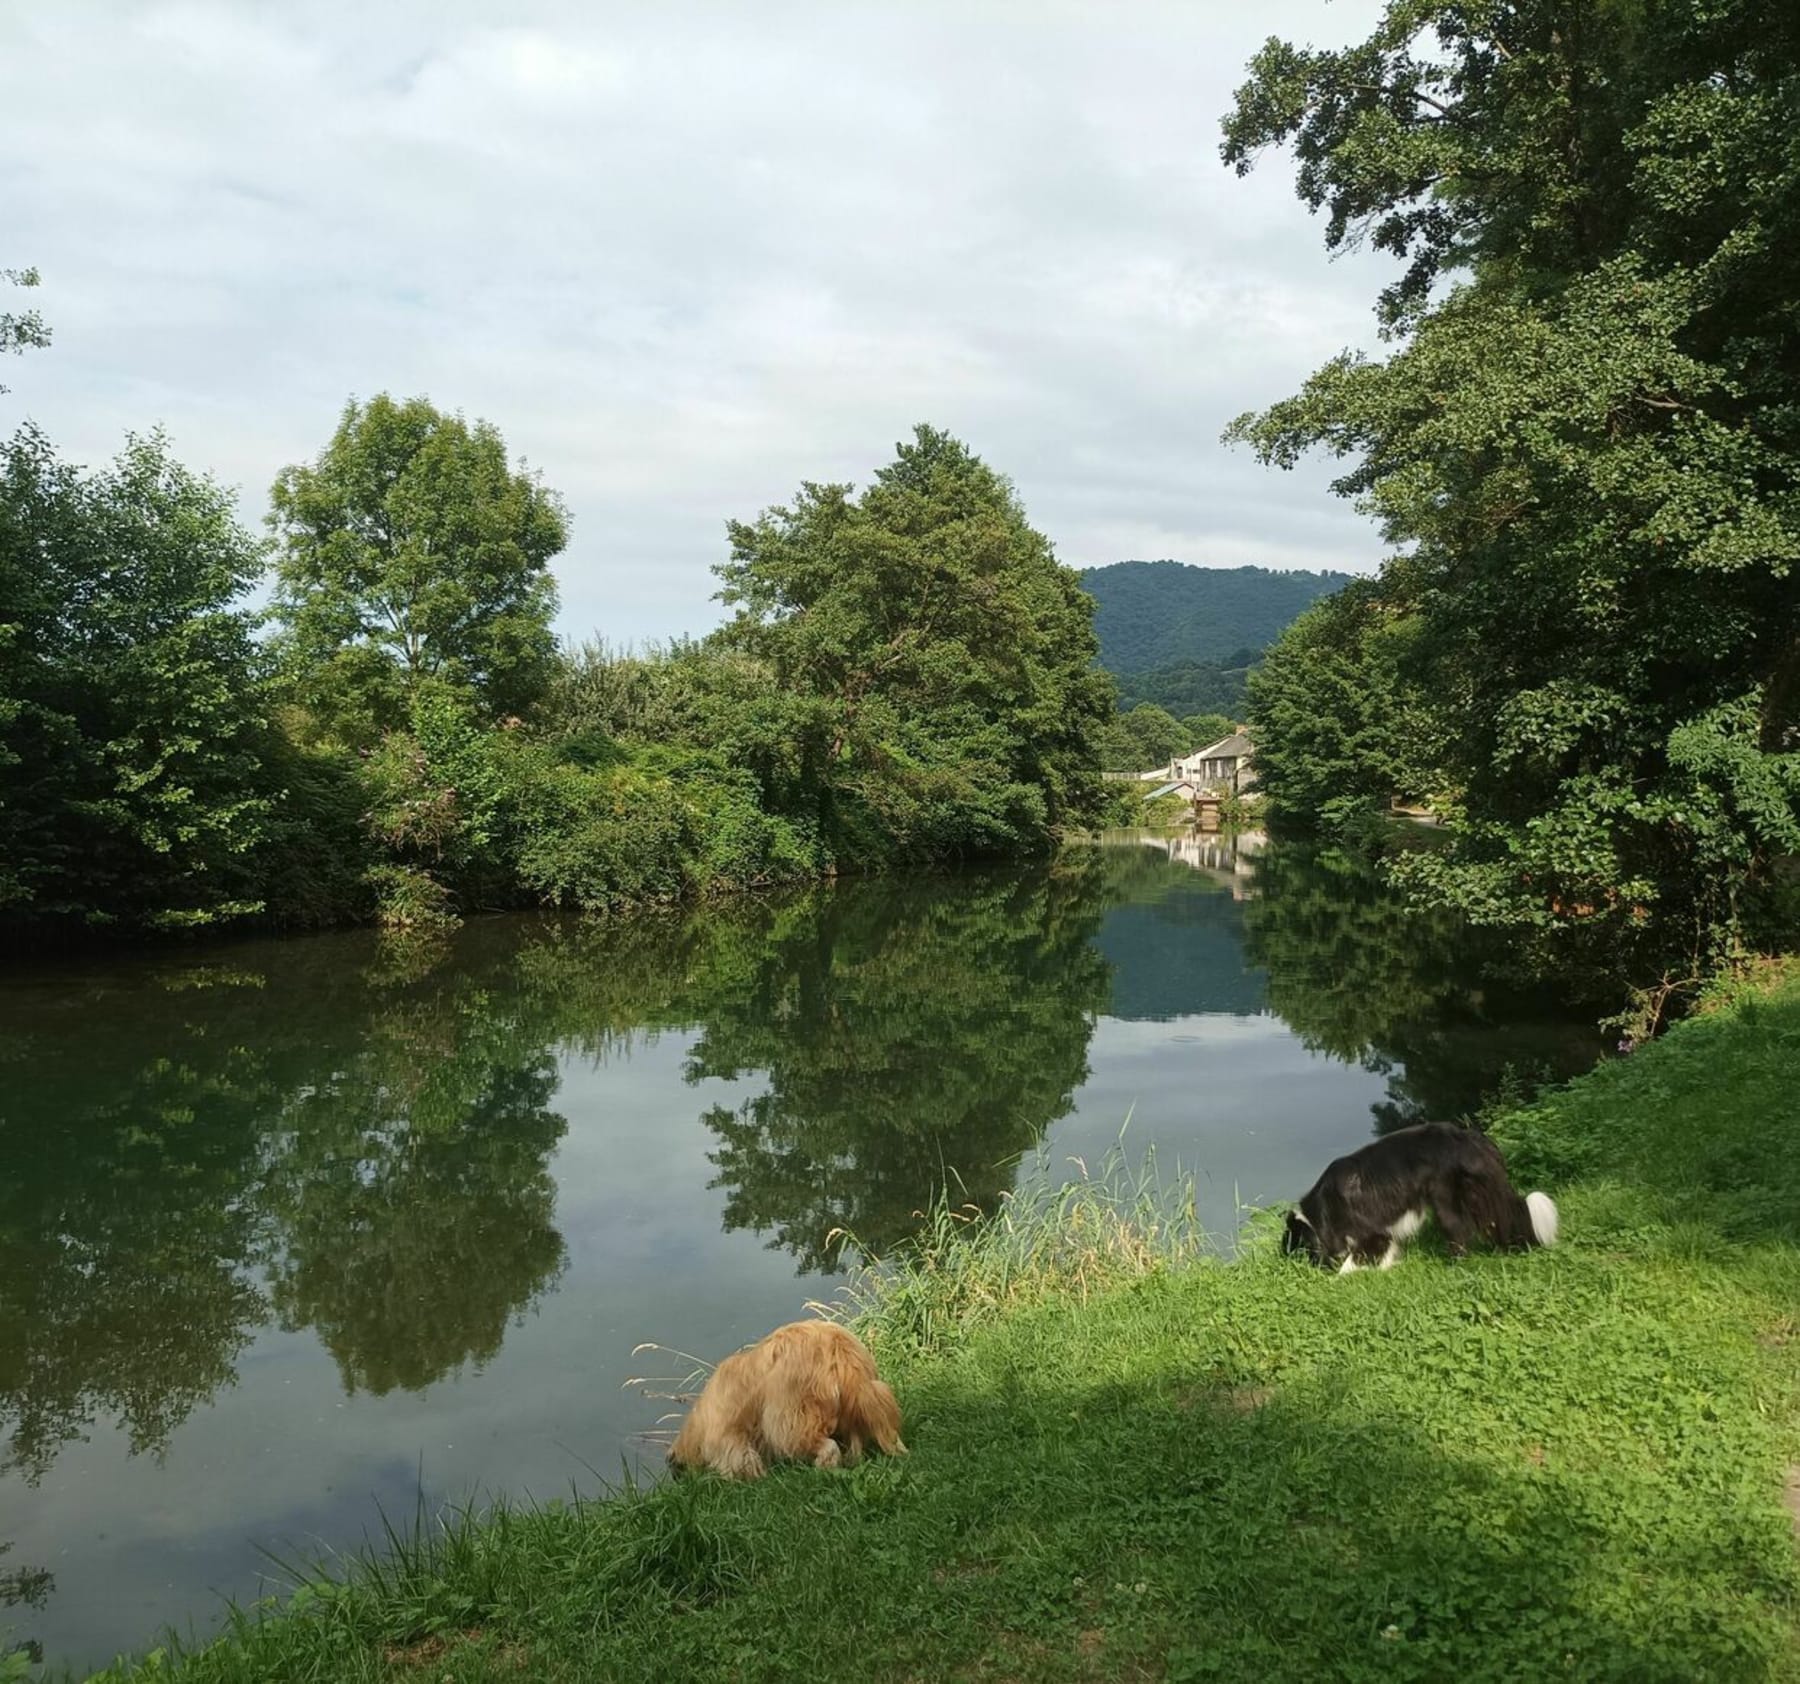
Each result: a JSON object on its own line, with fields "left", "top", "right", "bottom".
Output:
{"left": 81, "top": 972, "right": 1800, "bottom": 1683}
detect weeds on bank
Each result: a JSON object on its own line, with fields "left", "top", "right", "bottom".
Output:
{"left": 77, "top": 1475, "right": 777, "bottom": 1684}
{"left": 835, "top": 1140, "right": 1211, "bottom": 1354}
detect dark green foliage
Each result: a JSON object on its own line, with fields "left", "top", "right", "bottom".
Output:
{"left": 3, "top": 405, "right": 1111, "bottom": 939}
{"left": 252, "top": 725, "right": 378, "bottom": 928}
{"left": 349, "top": 684, "right": 823, "bottom": 923}
{"left": 1247, "top": 577, "right": 1443, "bottom": 829}
{"left": 1180, "top": 712, "right": 1233, "bottom": 748}
{"left": 1094, "top": 780, "right": 1153, "bottom": 828}
{"left": 1101, "top": 703, "right": 1188, "bottom": 772}
{"left": 1081, "top": 560, "right": 1352, "bottom": 675}
{"left": 394, "top": 422, "right": 1117, "bottom": 916}
{"left": 1114, "top": 650, "right": 1256, "bottom": 719}
{"left": 0, "top": 427, "right": 275, "bottom": 931}
{"left": 269, "top": 395, "right": 567, "bottom": 742}
{"left": 1225, "top": 1, "right": 1800, "bottom": 981}
{"left": 717, "top": 426, "right": 1115, "bottom": 856}
{"left": 537, "top": 637, "right": 714, "bottom": 747}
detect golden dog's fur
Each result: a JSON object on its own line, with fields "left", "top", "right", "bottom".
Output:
{"left": 667, "top": 1319, "right": 907, "bottom": 1480}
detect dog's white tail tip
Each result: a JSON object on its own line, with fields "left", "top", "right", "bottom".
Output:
{"left": 1526, "top": 1191, "right": 1559, "bottom": 1248}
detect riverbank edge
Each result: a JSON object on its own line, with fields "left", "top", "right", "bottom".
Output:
{"left": 75, "top": 966, "right": 1800, "bottom": 1683}
{"left": 0, "top": 819, "right": 1133, "bottom": 970}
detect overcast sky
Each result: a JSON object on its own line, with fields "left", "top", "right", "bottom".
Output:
{"left": 4, "top": 0, "right": 1396, "bottom": 643}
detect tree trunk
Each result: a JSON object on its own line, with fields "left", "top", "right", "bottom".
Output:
{"left": 1760, "top": 629, "right": 1800, "bottom": 753}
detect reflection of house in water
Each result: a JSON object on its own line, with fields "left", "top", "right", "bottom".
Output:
{"left": 1138, "top": 829, "right": 1265, "bottom": 900}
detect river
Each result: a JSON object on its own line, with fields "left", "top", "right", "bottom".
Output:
{"left": 0, "top": 834, "right": 1602, "bottom": 1673}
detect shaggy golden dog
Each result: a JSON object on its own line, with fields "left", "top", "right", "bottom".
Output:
{"left": 667, "top": 1319, "right": 906, "bottom": 1480}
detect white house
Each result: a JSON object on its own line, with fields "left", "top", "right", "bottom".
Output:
{"left": 1165, "top": 732, "right": 1256, "bottom": 796}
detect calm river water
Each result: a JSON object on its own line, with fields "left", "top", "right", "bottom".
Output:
{"left": 0, "top": 835, "right": 1602, "bottom": 1673}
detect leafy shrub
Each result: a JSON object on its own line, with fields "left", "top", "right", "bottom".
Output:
{"left": 0, "top": 427, "right": 275, "bottom": 933}
{"left": 255, "top": 727, "right": 376, "bottom": 927}
{"left": 365, "top": 863, "right": 457, "bottom": 931}
{"left": 514, "top": 765, "right": 692, "bottom": 911}
{"left": 682, "top": 770, "right": 823, "bottom": 890}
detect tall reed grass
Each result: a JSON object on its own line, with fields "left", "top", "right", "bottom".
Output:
{"left": 832, "top": 1140, "right": 1214, "bottom": 1354}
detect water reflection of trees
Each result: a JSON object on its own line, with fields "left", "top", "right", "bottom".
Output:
{"left": 262, "top": 1050, "right": 567, "bottom": 1397}
{"left": 0, "top": 940, "right": 573, "bottom": 1482}
{"left": 686, "top": 864, "right": 1112, "bottom": 1270}
{"left": 1, "top": 1540, "right": 52, "bottom": 1610}
{"left": 0, "top": 993, "right": 275, "bottom": 1481}
{"left": 1241, "top": 842, "right": 1603, "bottom": 1128}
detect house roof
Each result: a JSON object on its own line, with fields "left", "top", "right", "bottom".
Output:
{"left": 1189, "top": 732, "right": 1253, "bottom": 760}
{"left": 1143, "top": 782, "right": 1187, "bottom": 800}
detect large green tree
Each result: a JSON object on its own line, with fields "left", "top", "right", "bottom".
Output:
{"left": 717, "top": 425, "right": 1115, "bottom": 858}
{"left": 0, "top": 427, "right": 272, "bottom": 930}
{"left": 270, "top": 395, "right": 567, "bottom": 740}
{"left": 1225, "top": 1, "right": 1800, "bottom": 978}
{"left": 1102, "top": 702, "right": 1189, "bottom": 773}
{"left": 1247, "top": 574, "right": 1443, "bottom": 828}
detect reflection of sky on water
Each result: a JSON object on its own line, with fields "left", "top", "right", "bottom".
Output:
{"left": 1059, "top": 840, "right": 1389, "bottom": 1243}
{"left": 1049, "top": 1014, "right": 1391, "bottom": 1246}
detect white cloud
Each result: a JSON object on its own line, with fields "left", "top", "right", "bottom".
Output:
{"left": 2, "top": 0, "right": 1396, "bottom": 641}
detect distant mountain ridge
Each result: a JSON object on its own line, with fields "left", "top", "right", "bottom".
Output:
{"left": 1080, "top": 560, "right": 1354, "bottom": 677}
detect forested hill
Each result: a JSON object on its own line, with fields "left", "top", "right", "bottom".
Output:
{"left": 1081, "top": 560, "right": 1352, "bottom": 673}
{"left": 1078, "top": 560, "right": 1351, "bottom": 718}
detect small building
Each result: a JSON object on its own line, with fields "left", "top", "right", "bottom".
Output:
{"left": 1165, "top": 733, "right": 1256, "bottom": 796}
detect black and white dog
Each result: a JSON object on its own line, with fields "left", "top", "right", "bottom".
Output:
{"left": 1283, "top": 1122, "right": 1558, "bottom": 1273}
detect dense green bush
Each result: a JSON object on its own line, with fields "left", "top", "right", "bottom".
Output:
{"left": 1246, "top": 578, "right": 1442, "bottom": 832}
{"left": 514, "top": 769, "right": 692, "bottom": 911}
{"left": 0, "top": 427, "right": 276, "bottom": 932}
{"left": 253, "top": 726, "right": 377, "bottom": 928}
{"left": 677, "top": 765, "right": 823, "bottom": 890}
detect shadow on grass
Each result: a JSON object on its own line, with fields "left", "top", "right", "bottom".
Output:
{"left": 810, "top": 1344, "right": 1794, "bottom": 1684}
{"left": 71, "top": 1280, "right": 1800, "bottom": 1684}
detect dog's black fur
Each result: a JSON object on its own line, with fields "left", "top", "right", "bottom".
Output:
{"left": 1283, "top": 1122, "right": 1558, "bottom": 1271}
